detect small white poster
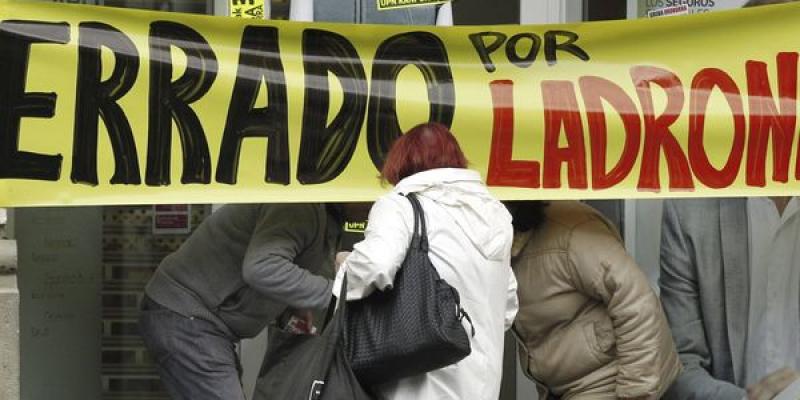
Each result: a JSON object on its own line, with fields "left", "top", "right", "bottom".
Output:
{"left": 648, "top": 4, "right": 690, "bottom": 17}
{"left": 631, "top": 0, "right": 748, "bottom": 18}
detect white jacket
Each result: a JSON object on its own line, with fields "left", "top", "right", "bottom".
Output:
{"left": 334, "top": 168, "right": 518, "bottom": 400}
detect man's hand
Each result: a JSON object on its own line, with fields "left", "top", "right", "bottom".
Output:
{"left": 286, "top": 309, "right": 316, "bottom": 334}
{"left": 747, "top": 368, "right": 800, "bottom": 400}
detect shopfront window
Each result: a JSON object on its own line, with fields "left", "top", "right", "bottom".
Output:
{"left": 17, "top": 206, "right": 211, "bottom": 400}
{"left": 15, "top": 4, "right": 220, "bottom": 400}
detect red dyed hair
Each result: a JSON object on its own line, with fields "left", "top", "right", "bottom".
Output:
{"left": 380, "top": 122, "right": 468, "bottom": 185}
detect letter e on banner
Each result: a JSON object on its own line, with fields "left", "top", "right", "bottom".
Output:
{"left": 0, "top": 21, "right": 69, "bottom": 182}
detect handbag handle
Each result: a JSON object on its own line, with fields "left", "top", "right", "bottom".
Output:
{"left": 320, "top": 271, "right": 350, "bottom": 342}
{"left": 405, "top": 193, "right": 476, "bottom": 337}
{"left": 320, "top": 280, "right": 342, "bottom": 329}
{"left": 333, "top": 271, "right": 350, "bottom": 344}
{"left": 405, "top": 192, "right": 429, "bottom": 252}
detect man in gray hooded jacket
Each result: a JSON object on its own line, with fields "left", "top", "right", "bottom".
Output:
{"left": 139, "top": 203, "right": 342, "bottom": 400}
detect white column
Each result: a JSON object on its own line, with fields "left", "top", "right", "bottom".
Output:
{"left": 213, "top": 0, "right": 228, "bottom": 16}
{"left": 627, "top": 0, "right": 639, "bottom": 19}
{"left": 0, "top": 209, "right": 19, "bottom": 400}
{"left": 520, "top": 0, "right": 583, "bottom": 24}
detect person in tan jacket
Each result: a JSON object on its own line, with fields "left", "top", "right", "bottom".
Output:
{"left": 506, "top": 200, "right": 681, "bottom": 400}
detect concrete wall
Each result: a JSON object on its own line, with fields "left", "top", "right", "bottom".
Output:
{"left": 0, "top": 275, "right": 19, "bottom": 400}
{"left": 0, "top": 209, "right": 19, "bottom": 400}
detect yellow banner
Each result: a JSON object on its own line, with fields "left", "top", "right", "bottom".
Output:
{"left": 0, "top": 1, "right": 799, "bottom": 206}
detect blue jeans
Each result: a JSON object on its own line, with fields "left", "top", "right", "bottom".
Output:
{"left": 139, "top": 296, "right": 246, "bottom": 400}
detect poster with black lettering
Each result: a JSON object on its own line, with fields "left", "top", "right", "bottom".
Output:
{"left": 229, "top": 0, "right": 266, "bottom": 19}
{"left": 377, "top": 0, "right": 450, "bottom": 11}
{"left": 634, "top": 0, "right": 746, "bottom": 17}
{"left": 1, "top": 0, "right": 800, "bottom": 206}
{"left": 647, "top": 4, "right": 690, "bottom": 17}
{"left": 51, "top": 0, "right": 97, "bottom": 3}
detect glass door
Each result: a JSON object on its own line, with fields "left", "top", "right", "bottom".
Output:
{"left": 16, "top": 4, "right": 220, "bottom": 400}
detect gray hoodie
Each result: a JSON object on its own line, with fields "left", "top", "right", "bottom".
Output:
{"left": 145, "top": 203, "right": 340, "bottom": 339}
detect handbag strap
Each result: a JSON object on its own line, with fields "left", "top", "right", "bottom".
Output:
{"left": 405, "top": 192, "right": 429, "bottom": 252}
{"left": 336, "top": 272, "right": 349, "bottom": 318}
{"left": 405, "top": 192, "right": 477, "bottom": 337}
{"left": 322, "top": 271, "right": 350, "bottom": 343}
{"left": 321, "top": 297, "right": 336, "bottom": 328}
{"left": 320, "top": 261, "right": 351, "bottom": 328}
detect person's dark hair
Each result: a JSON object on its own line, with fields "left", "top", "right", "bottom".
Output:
{"left": 744, "top": 0, "right": 796, "bottom": 7}
{"left": 505, "top": 201, "right": 548, "bottom": 233}
{"left": 380, "top": 123, "right": 468, "bottom": 185}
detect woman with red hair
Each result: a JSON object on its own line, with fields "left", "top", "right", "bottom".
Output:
{"left": 334, "top": 122, "right": 518, "bottom": 400}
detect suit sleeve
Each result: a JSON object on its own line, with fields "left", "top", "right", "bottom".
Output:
{"left": 566, "top": 217, "right": 679, "bottom": 399}
{"left": 334, "top": 195, "right": 413, "bottom": 300}
{"left": 241, "top": 204, "right": 333, "bottom": 311}
{"left": 659, "top": 200, "right": 746, "bottom": 400}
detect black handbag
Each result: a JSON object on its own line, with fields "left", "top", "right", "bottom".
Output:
{"left": 254, "top": 277, "right": 374, "bottom": 400}
{"left": 345, "top": 192, "right": 474, "bottom": 386}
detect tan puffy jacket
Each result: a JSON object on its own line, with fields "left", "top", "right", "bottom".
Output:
{"left": 511, "top": 201, "right": 681, "bottom": 400}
